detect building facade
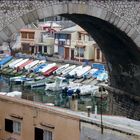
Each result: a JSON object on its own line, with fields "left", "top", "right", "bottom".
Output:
{"left": 20, "top": 28, "right": 54, "bottom": 56}
{"left": 0, "top": 95, "right": 80, "bottom": 140}
{"left": 54, "top": 25, "right": 104, "bottom": 63}
{"left": 93, "top": 45, "right": 106, "bottom": 63}
{"left": 0, "top": 95, "right": 139, "bottom": 140}
{"left": 20, "top": 29, "right": 41, "bottom": 54}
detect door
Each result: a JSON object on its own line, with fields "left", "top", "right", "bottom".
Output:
{"left": 71, "top": 49, "right": 74, "bottom": 60}
{"left": 58, "top": 46, "right": 64, "bottom": 58}
{"left": 64, "top": 47, "right": 69, "bottom": 59}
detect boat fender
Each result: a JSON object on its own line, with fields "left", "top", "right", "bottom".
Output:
{"left": 75, "top": 89, "right": 81, "bottom": 98}
{"left": 67, "top": 89, "right": 74, "bottom": 96}
{"left": 62, "top": 87, "right": 68, "bottom": 93}
{"left": 75, "top": 88, "right": 81, "bottom": 94}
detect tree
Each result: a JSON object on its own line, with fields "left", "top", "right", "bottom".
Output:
{"left": 6, "top": 33, "right": 18, "bottom": 56}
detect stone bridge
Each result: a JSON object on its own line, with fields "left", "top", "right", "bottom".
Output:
{"left": 0, "top": 0, "right": 140, "bottom": 119}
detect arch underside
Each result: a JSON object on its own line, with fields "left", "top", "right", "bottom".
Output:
{"left": 0, "top": 2, "right": 140, "bottom": 97}
{"left": 62, "top": 14, "right": 140, "bottom": 97}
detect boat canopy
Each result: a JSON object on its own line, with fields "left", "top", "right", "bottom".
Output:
{"left": 0, "top": 56, "right": 13, "bottom": 66}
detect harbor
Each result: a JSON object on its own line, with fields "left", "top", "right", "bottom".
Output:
{"left": 0, "top": 55, "right": 109, "bottom": 113}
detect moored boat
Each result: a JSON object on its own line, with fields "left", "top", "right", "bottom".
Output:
{"left": 53, "top": 64, "right": 69, "bottom": 75}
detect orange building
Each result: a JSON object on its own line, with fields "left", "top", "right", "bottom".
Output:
{"left": 20, "top": 29, "right": 42, "bottom": 54}
{"left": 0, "top": 95, "right": 80, "bottom": 140}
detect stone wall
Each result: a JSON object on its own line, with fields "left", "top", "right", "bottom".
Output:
{"left": 80, "top": 121, "right": 140, "bottom": 140}
{"left": 107, "top": 86, "right": 140, "bottom": 120}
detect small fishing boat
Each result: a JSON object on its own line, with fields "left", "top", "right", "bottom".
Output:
{"left": 63, "top": 85, "right": 99, "bottom": 96}
{"left": 43, "top": 66, "right": 58, "bottom": 77}
{"left": 7, "top": 91, "right": 22, "bottom": 97}
{"left": 0, "top": 56, "right": 13, "bottom": 68}
{"left": 13, "top": 77, "right": 34, "bottom": 84}
{"left": 14, "top": 59, "right": 29, "bottom": 68}
{"left": 61, "top": 65, "right": 76, "bottom": 76}
{"left": 29, "top": 78, "right": 54, "bottom": 88}
{"left": 25, "top": 60, "right": 40, "bottom": 70}
{"left": 92, "top": 69, "right": 105, "bottom": 79}
{"left": 2, "top": 59, "right": 15, "bottom": 68}
{"left": 76, "top": 65, "right": 91, "bottom": 79}
{"left": 53, "top": 64, "right": 69, "bottom": 75}
{"left": 0, "top": 91, "right": 22, "bottom": 97}
{"left": 67, "top": 65, "right": 83, "bottom": 78}
{"left": 83, "top": 68, "right": 98, "bottom": 79}
{"left": 41, "top": 63, "right": 56, "bottom": 73}
{"left": 9, "top": 58, "right": 23, "bottom": 68}
{"left": 34, "top": 63, "right": 47, "bottom": 73}
{"left": 19, "top": 60, "right": 33, "bottom": 70}
{"left": 45, "top": 77, "right": 69, "bottom": 91}
{"left": 96, "top": 71, "right": 108, "bottom": 82}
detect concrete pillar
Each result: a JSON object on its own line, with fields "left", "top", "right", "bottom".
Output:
{"left": 70, "top": 94, "right": 78, "bottom": 111}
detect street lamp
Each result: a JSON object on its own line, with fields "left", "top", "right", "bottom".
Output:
{"left": 98, "top": 86, "right": 108, "bottom": 134}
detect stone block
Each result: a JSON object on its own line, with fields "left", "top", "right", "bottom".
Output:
{"left": 53, "top": 3, "right": 68, "bottom": 15}
{"left": 7, "top": 23, "right": 17, "bottom": 34}
{"left": 125, "top": 25, "right": 132, "bottom": 34}
{"left": 109, "top": 13, "right": 117, "bottom": 24}
{"left": 2, "top": 27, "right": 12, "bottom": 37}
{"left": 0, "top": 30, "right": 9, "bottom": 41}
{"left": 99, "top": 9, "right": 107, "bottom": 20}
{"left": 120, "top": 22, "right": 128, "bottom": 32}
{"left": 36, "top": 8, "right": 44, "bottom": 20}
{"left": 90, "top": 7, "right": 103, "bottom": 19}
{"left": 0, "top": 37, "right": 3, "bottom": 45}
{"left": 42, "top": 6, "right": 54, "bottom": 18}
{"left": 134, "top": 35, "right": 140, "bottom": 47}
{"left": 22, "top": 14, "right": 29, "bottom": 25}
{"left": 77, "top": 4, "right": 87, "bottom": 14}
{"left": 26, "top": 12, "right": 36, "bottom": 23}
{"left": 31, "top": 10, "right": 39, "bottom": 21}
{"left": 129, "top": 30, "right": 139, "bottom": 40}
{"left": 68, "top": 3, "right": 78, "bottom": 14}
{"left": 105, "top": 11, "right": 112, "bottom": 21}
{"left": 113, "top": 16, "right": 120, "bottom": 26}
{"left": 127, "top": 28, "right": 137, "bottom": 38}
{"left": 116, "top": 18, "right": 125, "bottom": 29}
{"left": 13, "top": 17, "right": 25, "bottom": 30}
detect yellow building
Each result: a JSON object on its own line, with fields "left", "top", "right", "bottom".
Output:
{"left": 54, "top": 25, "right": 105, "bottom": 63}
{"left": 20, "top": 28, "right": 54, "bottom": 56}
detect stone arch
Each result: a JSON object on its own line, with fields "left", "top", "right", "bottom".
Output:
{"left": 0, "top": 1, "right": 140, "bottom": 97}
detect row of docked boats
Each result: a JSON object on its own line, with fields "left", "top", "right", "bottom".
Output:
{"left": 0, "top": 56, "right": 108, "bottom": 96}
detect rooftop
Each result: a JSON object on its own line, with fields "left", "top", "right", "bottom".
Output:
{"left": 0, "top": 94, "right": 139, "bottom": 136}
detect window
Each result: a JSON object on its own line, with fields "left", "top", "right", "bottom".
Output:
{"left": 5, "top": 119, "right": 13, "bottom": 133}
{"left": 97, "top": 49, "right": 100, "bottom": 60}
{"left": 58, "top": 41, "right": 65, "bottom": 46}
{"left": 35, "top": 128, "right": 53, "bottom": 140}
{"left": 44, "top": 130, "right": 52, "bottom": 140}
{"left": 39, "top": 46, "right": 42, "bottom": 53}
{"left": 35, "top": 128, "right": 43, "bottom": 140}
{"left": 13, "top": 121, "right": 21, "bottom": 134}
{"left": 44, "top": 46, "right": 47, "bottom": 53}
{"left": 76, "top": 47, "right": 84, "bottom": 57}
{"left": 21, "top": 32, "right": 27, "bottom": 39}
{"left": 28, "top": 32, "right": 34, "bottom": 39}
{"left": 5, "top": 119, "right": 21, "bottom": 134}
{"left": 78, "top": 33, "right": 81, "bottom": 40}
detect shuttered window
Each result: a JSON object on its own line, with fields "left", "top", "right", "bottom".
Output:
{"left": 5, "top": 119, "right": 13, "bottom": 133}
{"left": 35, "top": 128, "right": 53, "bottom": 140}
{"left": 35, "top": 128, "right": 43, "bottom": 140}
